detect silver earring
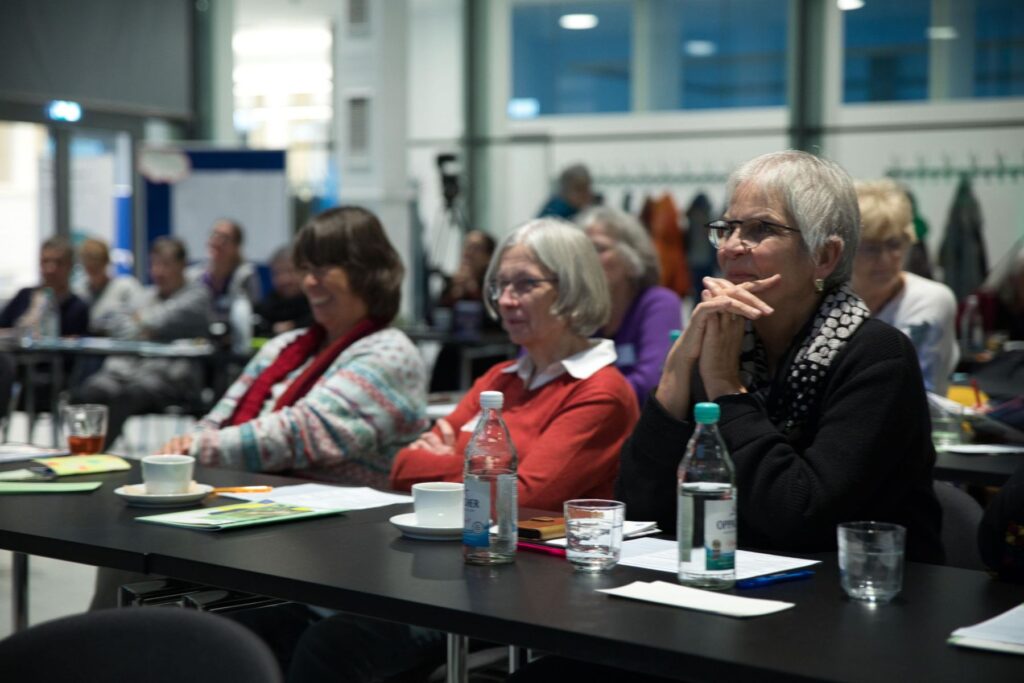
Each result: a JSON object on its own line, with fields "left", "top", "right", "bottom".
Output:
{"left": 814, "top": 278, "right": 824, "bottom": 293}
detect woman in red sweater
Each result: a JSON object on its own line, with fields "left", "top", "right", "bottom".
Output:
{"left": 390, "top": 217, "right": 639, "bottom": 511}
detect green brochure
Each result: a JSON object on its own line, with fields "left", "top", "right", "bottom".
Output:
{"left": 0, "top": 482, "right": 103, "bottom": 494}
{"left": 136, "top": 502, "right": 344, "bottom": 530}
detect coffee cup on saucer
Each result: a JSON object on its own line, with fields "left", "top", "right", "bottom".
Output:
{"left": 411, "top": 482, "right": 463, "bottom": 528}
{"left": 142, "top": 454, "right": 195, "bottom": 495}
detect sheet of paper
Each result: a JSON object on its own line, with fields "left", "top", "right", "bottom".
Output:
{"left": 599, "top": 580, "right": 794, "bottom": 618}
{"left": 0, "top": 443, "right": 67, "bottom": 464}
{"left": 618, "top": 537, "right": 820, "bottom": 580}
{"left": 221, "top": 483, "right": 412, "bottom": 510}
{"left": 950, "top": 603, "right": 1024, "bottom": 655}
{"left": 941, "top": 444, "right": 1024, "bottom": 455}
{"left": 0, "top": 482, "right": 102, "bottom": 493}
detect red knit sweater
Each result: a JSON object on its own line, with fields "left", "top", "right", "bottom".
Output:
{"left": 389, "top": 361, "right": 640, "bottom": 511}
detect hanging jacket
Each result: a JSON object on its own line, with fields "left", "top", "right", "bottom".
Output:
{"left": 939, "top": 177, "right": 988, "bottom": 300}
{"left": 649, "top": 194, "right": 690, "bottom": 297}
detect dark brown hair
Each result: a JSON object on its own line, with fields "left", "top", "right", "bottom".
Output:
{"left": 150, "top": 236, "right": 187, "bottom": 264}
{"left": 292, "top": 206, "right": 404, "bottom": 324}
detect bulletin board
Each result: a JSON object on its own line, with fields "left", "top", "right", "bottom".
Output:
{"left": 142, "top": 148, "right": 290, "bottom": 265}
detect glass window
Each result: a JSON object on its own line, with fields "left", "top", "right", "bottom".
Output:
{"left": 511, "top": 1, "right": 633, "bottom": 116}
{"left": 509, "top": 0, "right": 787, "bottom": 118}
{"left": 843, "top": 0, "right": 1024, "bottom": 103}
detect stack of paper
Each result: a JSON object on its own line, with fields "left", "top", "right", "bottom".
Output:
{"left": 137, "top": 502, "right": 343, "bottom": 530}
{"left": 599, "top": 580, "right": 794, "bottom": 617}
{"left": 618, "top": 537, "right": 820, "bottom": 581}
{"left": 216, "top": 483, "right": 411, "bottom": 511}
{"left": 950, "top": 604, "right": 1024, "bottom": 655}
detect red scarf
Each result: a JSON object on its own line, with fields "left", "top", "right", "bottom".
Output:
{"left": 228, "top": 318, "right": 382, "bottom": 426}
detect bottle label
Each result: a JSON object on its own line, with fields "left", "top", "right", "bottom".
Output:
{"left": 463, "top": 477, "right": 490, "bottom": 547}
{"left": 703, "top": 497, "right": 736, "bottom": 570}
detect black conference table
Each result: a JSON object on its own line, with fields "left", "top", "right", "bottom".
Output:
{"left": 2, "top": 463, "right": 1023, "bottom": 682}
{"left": 934, "top": 449, "right": 1024, "bottom": 486}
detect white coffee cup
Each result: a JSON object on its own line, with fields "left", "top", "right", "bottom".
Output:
{"left": 142, "top": 454, "right": 195, "bottom": 495}
{"left": 412, "top": 482, "right": 464, "bottom": 528}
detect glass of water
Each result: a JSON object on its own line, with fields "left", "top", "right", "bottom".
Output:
{"left": 837, "top": 521, "right": 905, "bottom": 604}
{"left": 564, "top": 499, "right": 625, "bottom": 572}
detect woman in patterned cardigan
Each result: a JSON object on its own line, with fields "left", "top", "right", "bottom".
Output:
{"left": 162, "top": 206, "right": 427, "bottom": 488}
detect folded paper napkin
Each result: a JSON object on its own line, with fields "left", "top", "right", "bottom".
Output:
{"left": 599, "top": 580, "right": 794, "bottom": 618}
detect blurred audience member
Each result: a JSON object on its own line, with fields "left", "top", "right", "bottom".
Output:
{"left": 978, "top": 240, "right": 1024, "bottom": 341}
{"left": 979, "top": 460, "right": 1024, "bottom": 582}
{"left": 537, "top": 163, "right": 595, "bottom": 220}
{"left": 0, "top": 237, "right": 88, "bottom": 336}
{"left": 579, "top": 206, "right": 682, "bottom": 404}
{"left": 74, "top": 237, "right": 142, "bottom": 336}
{"left": 439, "top": 230, "right": 496, "bottom": 306}
{"left": 255, "top": 245, "right": 311, "bottom": 337}
{"left": 852, "top": 179, "right": 958, "bottom": 394}
{"left": 74, "top": 237, "right": 211, "bottom": 448}
{"left": 188, "top": 219, "right": 261, "bottom": 322}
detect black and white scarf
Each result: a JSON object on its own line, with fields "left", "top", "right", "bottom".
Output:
{"left": 739, "top": 283, "right": 871, "bottom": 435}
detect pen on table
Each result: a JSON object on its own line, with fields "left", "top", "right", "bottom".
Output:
{"left": 970, "top": 378, "right": 982, "bottom": 409}
{"left": 736, "top": 570, "right": 814, "bottom": 590}
{"left": 516, "top": 541, "right": 567, "bottom": 558}
{"left": 212, "top": 486, "right": 273, "bottom": 494}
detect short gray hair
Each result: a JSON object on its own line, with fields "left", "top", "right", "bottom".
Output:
{"left": 726, "top": 150, "right": 860, "bottom": 290}
{"left": 484, "top": 218, "right": 610, "bottom": 337}
{"left": 577, "top": 206, "right": 660, "bottom": 289}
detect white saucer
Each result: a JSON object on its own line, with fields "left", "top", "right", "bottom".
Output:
{"left": 389, "top": 512, "right": 462, "bottom": 541}
{"left": 114, "top": 482, "right": 214, "bottom": 507}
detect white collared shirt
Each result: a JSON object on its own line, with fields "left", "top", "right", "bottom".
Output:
{"left": 500, "top": 338, "right": 618, "bottom": 391}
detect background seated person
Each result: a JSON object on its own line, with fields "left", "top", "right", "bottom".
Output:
{"left": 977, "top": 241, "right": 1024, "bottom": 342}
{"left": 187, "top": 218, "right": 261, "bottom": 343}
{"left": 537, "top": 163, "right": 595, "bottom": 220}
{"left": 979, "top": 460, "right": 1024, "bottom": 582}
{"left": 73, "top": 237, "right": 210, "bottom": 449}
{"left": 617, "top": 151, "right": 944, "bottom": 564}
{"left": 0, "top": 236, "right": 88, "bottom": 336}
{"left": 254, "top": 245, "right": 311, "bottom": 337}
{"left": 851, "top": 179, "right": 958, "bottom": 394}
{"left": 74, "top": 237, "right": 143, "bottom": 336}
{"left": 390, "top": 218, "right": 639, "bottom": 511}
{"left": 429, "top": 229, "right": 501, "bottom": 392}
{"left": 162, "top": 206, "right": 427, "bottom": 487}
{"left": 579, "top": 206, "right": 682, "bottom": 405}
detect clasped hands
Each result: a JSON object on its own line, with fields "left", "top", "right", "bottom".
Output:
{"left": 656, "top": 275, "right": 780, "bottom": 418}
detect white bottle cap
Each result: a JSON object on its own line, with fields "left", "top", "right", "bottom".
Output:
{"left": 479, "top": 391, "right": 504, "bottom": 409}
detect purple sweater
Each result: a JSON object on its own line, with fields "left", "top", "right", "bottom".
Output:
{"left": 605, "top": 285, "right": 682, "bottom": 405}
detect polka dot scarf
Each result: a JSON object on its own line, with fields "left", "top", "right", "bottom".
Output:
{"left": 739, "top": 283, "right": 870, "bottom": 435}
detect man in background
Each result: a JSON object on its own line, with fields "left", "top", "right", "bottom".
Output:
{"left": 0, "top": 237, "right": 89, "bottom": 336}
{"left": 537, "top": 163, "right": 596, "bottom": 221}
{"left": 188, "top": 219, "right": 261, "bottom": 327}
{"left": 74, "top": 237, "right": 210, "bottom": 449}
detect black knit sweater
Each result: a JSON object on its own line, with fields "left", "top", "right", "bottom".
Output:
{"left": 616, "top": 318, "right": 945, "bottom": 564}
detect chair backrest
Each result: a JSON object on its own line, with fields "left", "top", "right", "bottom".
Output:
{"left": 934, "top": 481, "right": 985, "bottom": 570}
{"left": 0, "top": 607, "right": 282, "bottom": 683}
{"left": 0, "top": 352, "right": 14, "bottom": 421}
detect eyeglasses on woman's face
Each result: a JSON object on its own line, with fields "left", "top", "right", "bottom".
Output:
{"left": 706, "top": 218, "right": 801, "bottom": 250}
{"left": 486, "top": 277, "right": 558, "bottom": 301}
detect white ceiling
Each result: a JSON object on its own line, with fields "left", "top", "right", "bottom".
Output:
{"left": 234, "top": 0, "right": 339, "bottom": 29}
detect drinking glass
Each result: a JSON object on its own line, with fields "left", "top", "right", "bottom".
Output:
{"left": 837, "top": 521, "right": 905, "bottom": 604}
{"left": 564, "top": 499, "right": 625, "bottom": 572}
{"left": 62, "top": 404, "right": 108, "bottom": 454}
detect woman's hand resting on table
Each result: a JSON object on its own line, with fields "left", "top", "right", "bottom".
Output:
{"left": 408, "top": 418, "right": 456, "bottom": 456}
{"left": 655, "top": 275, "right": 780, "bottom": 418}
{"left": 160, "top": 434, "right": 194, "bottom": 455}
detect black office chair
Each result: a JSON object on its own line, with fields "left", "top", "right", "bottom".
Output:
{"left": 934, "top": 481, "right": 985, "bottom": 570}
{"left": 0, "top": 607, "right": 283, "bottom": 683}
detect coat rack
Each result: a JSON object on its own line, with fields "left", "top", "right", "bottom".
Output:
{"left": 884, "top": 154, "right": 1024, "bottom": 182}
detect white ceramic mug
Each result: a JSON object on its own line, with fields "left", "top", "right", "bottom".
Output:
{"left": 412, "top": 482, "right": 464, "bottom": 528}
{"left": 142, "top": 454, "right": 195, "bottom": 495}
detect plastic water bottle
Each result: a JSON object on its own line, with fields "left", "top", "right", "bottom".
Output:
{"left": 463, "top": 390, "right": 518, "bottom": 565}
{"left": 39, "top": 287, "right": 60, "bottom": 340}
{"left": 959, "top": 294, "right": 984, "bottom": 357}
{"left": 678, "top": 402, "right": 737, "bottom": 589}
{"left": 229, "top": 295, "right": 253, "bottom": 355}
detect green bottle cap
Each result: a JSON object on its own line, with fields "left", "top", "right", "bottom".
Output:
{"left": 694, "top": 402, "right": 720, "bottom": 424}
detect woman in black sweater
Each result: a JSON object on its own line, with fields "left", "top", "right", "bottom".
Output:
{"left": 617, "top": 150, "right": 944, "bottom": 564}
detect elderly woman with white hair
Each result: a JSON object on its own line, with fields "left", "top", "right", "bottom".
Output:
{"left": 579, "top": 206, "right": 682, "bottom": 404}
{"left": 618, "top": 151, "right": 944, "bottom": 565}
{"left": 390, "top": 217, "right": 639, "bottom": 510}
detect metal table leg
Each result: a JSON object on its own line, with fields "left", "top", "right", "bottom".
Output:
{"left": 50, "top": 353, "right": 63, "bottom": 446}
{"left": 13, "top": 552, "right": 29, "bottom": 632}
{"left": 446, "top": 632, "right": 468, "bottom": 683}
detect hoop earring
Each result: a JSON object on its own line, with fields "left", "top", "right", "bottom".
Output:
{"left": 814, "top": 278, "right": 824, "bottom": 293}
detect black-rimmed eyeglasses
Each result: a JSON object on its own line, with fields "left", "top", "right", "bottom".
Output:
{"left": 705, "top": 219, "right": 801, "bottom": 249}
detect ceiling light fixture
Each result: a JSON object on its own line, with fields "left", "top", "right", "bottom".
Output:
{"left": 559, "top": 14, "right": 599, "bottom": 30}
{"left": 836, "top": 0, "right": 864, "bottom": 10}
